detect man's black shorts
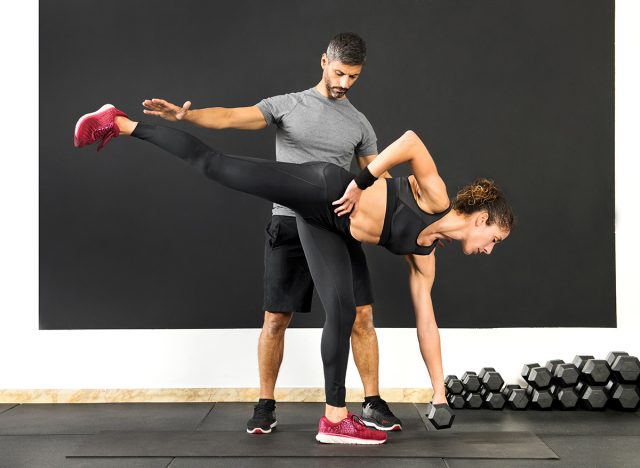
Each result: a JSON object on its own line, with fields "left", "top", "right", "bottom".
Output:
{"left": 263, "top": 215, "right": 375, "bottom": 312}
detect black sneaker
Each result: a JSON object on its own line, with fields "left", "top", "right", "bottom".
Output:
{"left": 360, "top": 397, "right": 402, "bottom": 431}
{"left": 246, "top": 399, "right": 277, "bottom": 434}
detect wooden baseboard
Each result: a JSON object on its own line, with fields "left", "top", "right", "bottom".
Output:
{"left": 0, "top": 388, "right": 433, "bottom": 404}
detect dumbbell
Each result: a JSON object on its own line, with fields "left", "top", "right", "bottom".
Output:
{"left": 605, "top": 380, "right": 640, "bottom": 410}
{"left": 478, "top": 367, "right": 505, "bottom": 392}
{"left": 549, "top": 384, "right": 579, "bottom": 410}
{"left": 522, "top": 363, "right": 552, "bottom": 389}
{"left": 573, "top": 355, "right": 611, "bottom": 385}
{"left": 479, "top": 386, "right": 506, "bottom": 410}
{"left": 425, "top": 402, "right": 455, "bottom": 429}
{"left": 447, "top": 393, "right": 466, "bottom": 409}
{"left": 526, "top": 386, "right": 553, "bottom": 409}
{"left": 576, "top": 381, "right": 608, "bottom": 410}
{"left": 502, "top": 384, "right": 529, "bottom": 410}
{"left": 445, "top": 375, "right": 464, "bottom": 395}
{"left": 606, "top": 352, "right": 640, "bottom": 383}
{"left": 545, "top": 360, "right": 579, "bottom": 386}
{"left": 461, "top": 390, "right": 483, "bottom": 409}
{"left": 461, "top": 371, "right": 481, "bottom": 392}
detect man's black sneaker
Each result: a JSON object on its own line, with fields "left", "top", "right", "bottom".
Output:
{"left": 361, "top": 397, "right": 402, "bottom": 431}
{"left": 246, "top": 399, "right": 277, "bottom": 434}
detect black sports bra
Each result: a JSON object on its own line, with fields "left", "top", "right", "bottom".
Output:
{"left": 378, "top": 177, "right": 451, "bottom": 255}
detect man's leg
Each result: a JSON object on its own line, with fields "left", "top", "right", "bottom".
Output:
{"left": 351, "top": 304, "right": 379, "bottom": 397}
{"left": 247, "top": 216, "right": 314, "bottom": 434}
{"left": 258, "top": 311, "right": 293, "bottom": 400}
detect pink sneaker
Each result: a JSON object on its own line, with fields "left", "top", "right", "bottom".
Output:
{"left": 74, "top": 104, "right": 129, "bottom": 151}
{"left": 316, "top": 412, "right": 387, "bottom": 445}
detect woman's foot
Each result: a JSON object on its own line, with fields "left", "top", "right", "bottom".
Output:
{"left": 316, "top": 412, "right": 387, "bottom": 445}
{"left": 73, "top": 104, "right": 131, "bottom": 151}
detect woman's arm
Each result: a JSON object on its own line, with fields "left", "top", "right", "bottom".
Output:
{"left": 333, "top": 131, "right": 449, "bottom": 216}
{"left": 404, "top": 252, "right": 447, "bottom": 404}
{"left": 368, "top": 131, "right": 449, "bottom": 211}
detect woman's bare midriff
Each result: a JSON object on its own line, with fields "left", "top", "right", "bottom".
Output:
{"left": 348, "top": 176, "right": 442, "bottom": 247}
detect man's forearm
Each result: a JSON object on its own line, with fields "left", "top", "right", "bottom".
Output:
{"left": 183, "top": 107, "right": 232, "bottom": 129}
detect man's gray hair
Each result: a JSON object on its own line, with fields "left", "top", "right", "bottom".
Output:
{"left": 326, "top": 32, "right": 367, "bottom": 65}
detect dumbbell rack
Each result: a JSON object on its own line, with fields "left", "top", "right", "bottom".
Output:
{"left": 444, "top": 351, "right": 640, "bottom": 411}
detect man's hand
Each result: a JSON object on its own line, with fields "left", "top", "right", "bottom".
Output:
{"left": 142, "top": 98, "right": 192, "bottom": 122}
{"left": 332, "top": 180, "right": 363, "bottom": 217}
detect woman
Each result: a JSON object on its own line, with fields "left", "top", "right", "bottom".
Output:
{"left": 74, "top": 104, "right": 514, "bottom": 445}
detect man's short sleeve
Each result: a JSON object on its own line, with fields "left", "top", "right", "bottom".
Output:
{"left": 356, "top": 115, "right": 378, "bottom": 157}
{"left": 255, "top": 93, "right": 300, "bottom": 127}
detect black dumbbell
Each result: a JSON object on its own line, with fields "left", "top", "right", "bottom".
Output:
{"left": 526, "top": 386, "right": 553, "bottom": 409}
{"left": 462, "top": 390, "right": 483, "bottom": 409}
{"left": 554, "top": 363, "right": 580, "bottom": 386}
{"left": 576, "top": 381, "right": 608, "bottom": 410}
{"left": 425, "top": 402, "right": 455, "bottom": 429}
{"left": 479, "top": 387, "right": 506, "bottom": 410}
{"left": 522, "top": 363, "right": 552, "bottom": 389}
{"left": 605, "top": 380, "right": 640, "bottom": 410}
{"left": 478, "top": 367, "right": 505, "bottom": 392}
{"left": 581, "top": 359, "right": 611, "bottom": 385}
{"left": 445, "top": 375, "right": 464, "bottom": 395}
{"left": 502, "top": 384, "right": 529, "bottom": 410}
{"left": 573, "top": 355, "right": 595, "bottom": 372}
{"left": 550, "top": 384, "right": 579, "bottom": 410}
{"left": 461, "top": 372, "right": 481, "bottom": 392}
{"left": 447, "top": 393, "right": 466, "bottom": 409}
{"left": 606, "top": 352, "right": 640, "bottom": 383}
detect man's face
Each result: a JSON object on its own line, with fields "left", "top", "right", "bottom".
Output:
{"left": 321, "top": 54, "right": 363, "bottom": 99}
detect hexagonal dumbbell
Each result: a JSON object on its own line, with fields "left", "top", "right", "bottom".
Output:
{"left": 581, "top": 359, "right": 611, "bottom": 385}
{"left": 521, "top": 363, "right": 552, "bottom": 389}
{"left": 462, "top": 390, "right": 483, "bottom": 409}
{"left": 502, "top": 384, "right": 529, "bottom": 410}
{"left": 445, "top": 375, "right": 464, "bottom": 395}
{"left": 606, "top": 352, "right": 640, "bottom": 383}
{"left": 576, "top": 381, "right": 608, "bottom": 410}
{"left": 478, "top": 367, "right": 505, "bottom": 392}
{"left": 526, "top": 386, "right": 553, "bottom": 409}
{"left": 461, "top": 371, "right": 481, "bottom": 392}
{"left": 554, "top": 363, "right": 580, "bottom": 386}
{"left": 479, "top": 387, "right": 506, "bottom": 410}
{"left": 605, "top": 380, "right": 640, "bottom": 410}
{"left": 425, "top": 402, "right": 455, "bottom": 429}
{"left": 447, "top": 393, "right": 466, "bottom": 409}
{"left": 550, "top": 384, "right": 579, "bottom": 410}
{"left": 572, "top": 355, "right": 595, "bottom": 372}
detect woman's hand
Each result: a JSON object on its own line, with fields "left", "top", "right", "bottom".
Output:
{"left": 332, "top": 180, "right": 363, "bottom": 216}
{"left": 142, "top": 98, "right": 191, "bottom": 122}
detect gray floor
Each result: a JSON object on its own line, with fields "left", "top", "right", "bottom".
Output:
{"left": 0, "top": 402, "right": 637, "bottom": 468}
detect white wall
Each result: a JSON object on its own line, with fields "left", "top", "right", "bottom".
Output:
{"left": 0, "top": 1, "right": 638, "bottom": 391}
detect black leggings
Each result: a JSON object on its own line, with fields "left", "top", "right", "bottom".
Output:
{"left": 132, "top": 123, "right": 362, "bottom": 407}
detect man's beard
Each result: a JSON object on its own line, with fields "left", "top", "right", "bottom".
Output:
{"left": 324, "top": 78, "right": 348, "bottom": 99}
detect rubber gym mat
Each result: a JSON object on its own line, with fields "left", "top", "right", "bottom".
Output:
{"left": 424, "top": 407, "right": 640, "bottom": 436}
{"left": 200, "top": 402, "right": 427, "bottom": 432}
{"left": 71, "top": 429, "right": 558, "bottom": 458}
{"left": 0, "top": 403, "right": 214, "bottom": 435}
{"left": 167, "top": 457, "right": 448, "bottom": 468}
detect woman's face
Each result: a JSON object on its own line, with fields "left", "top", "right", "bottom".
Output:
{"left": 461, "top": 212, "right": 510, "bottom": 255}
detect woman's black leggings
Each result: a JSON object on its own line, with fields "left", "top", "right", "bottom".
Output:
{"left": 132, "top": 122, "right": 361, "bottom": 407}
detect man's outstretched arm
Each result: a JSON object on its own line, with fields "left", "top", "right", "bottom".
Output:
{"left": 142, "top": 98, "right": 267, "bottom": 130}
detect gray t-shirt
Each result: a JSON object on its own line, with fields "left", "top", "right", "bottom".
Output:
{"left": 256, "top": 87, "right": 378, "bottom": 217}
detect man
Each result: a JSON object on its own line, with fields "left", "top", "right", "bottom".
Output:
{"left": 142, "top": 32, "right": 401, "bottom": 434}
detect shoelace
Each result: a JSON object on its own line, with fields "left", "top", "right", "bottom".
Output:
{"left": 368, "top": 399, "right": 394, "bottom": 417}
{"left": 92, "top": 123, "right": 120, "bottom": 152}
{"left": 253, "top": 402, "right": 275, "bottom": 419}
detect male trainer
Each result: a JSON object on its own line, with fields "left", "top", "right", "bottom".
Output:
{"left": 141, "top": 32, "right": 401, "bottom": 434}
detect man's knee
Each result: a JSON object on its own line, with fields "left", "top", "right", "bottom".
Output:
{"left": 353, "top": 304, "right": 375, "bottom": 334}
{"left": 262, "top": 311, "right": 293, "bottom": 337}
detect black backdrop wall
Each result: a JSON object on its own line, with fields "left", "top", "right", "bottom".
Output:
{"left": 40, "top": 0, "right": 615, "bottom": 329}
